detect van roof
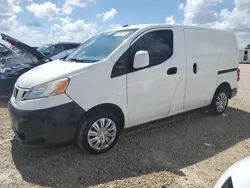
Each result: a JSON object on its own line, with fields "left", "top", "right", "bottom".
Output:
{"left": 108, "top": 24, "right": 232, "bottom": 33}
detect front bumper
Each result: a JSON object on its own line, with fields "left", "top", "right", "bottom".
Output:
{"left": 8, "top": 101, "right": 85, "bottom": 147}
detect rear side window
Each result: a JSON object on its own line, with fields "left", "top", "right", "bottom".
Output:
{"left": 129, "top": 30, "right": 173, "bottom": 67}
{"left": 63, "top": 44, "right": 79, "bottom": 50}
{"left": 42, "top": 44, "right": 63, "bottom": 57}
{"left": 73, "top": 43, "right": 80, "bottom": 48}
{"left": 53, "top": 44, "right": 63, "bottom": 55}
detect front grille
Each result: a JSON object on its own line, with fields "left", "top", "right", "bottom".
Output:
{"left": 12, "top": 86, "right": 29, "bottom": 101}
{"left": 22, "top": 91, "right": 27, "bottom": 98}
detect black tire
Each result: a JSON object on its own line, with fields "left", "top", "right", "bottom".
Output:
{"left": 76, "top": 111, "right": 121, "bottom": 154}
{"left": 210, "top": 88, "right": 229, "bottom": 115}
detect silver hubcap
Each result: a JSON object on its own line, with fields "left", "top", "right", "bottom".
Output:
{"left": 216, "top": 92, "right": 227, "bottom": 113}
{"left": 87, "top": 118, "right": 117, "bottom": 150}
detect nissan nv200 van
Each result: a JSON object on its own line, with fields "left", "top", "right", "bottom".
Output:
{"left": 8, "top": 24, "right": 239, "bottom": 154}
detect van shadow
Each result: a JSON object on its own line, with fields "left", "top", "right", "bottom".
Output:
{"left": 11, "top": 107, "right": 250, "bottom": 187}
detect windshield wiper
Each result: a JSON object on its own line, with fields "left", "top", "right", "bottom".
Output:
{"left": 67, "top": 58, "right": 84, "bottom": 62}
{"left": 67, "top": 58, "right": 99, "bottom": 63}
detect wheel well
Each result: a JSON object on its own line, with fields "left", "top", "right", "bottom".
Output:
{"left": 83, "top": 103, "right": 125, "bottom": 130}
{"left": 215, "top": 82, "right": 232, "bottom": 98}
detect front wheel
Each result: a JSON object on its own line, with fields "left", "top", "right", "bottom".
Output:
{"left": 76, "top": 112, "right": 121, "bottom": 154}
{"left": 210, "top": 89, "right": 229, "bottom": 115}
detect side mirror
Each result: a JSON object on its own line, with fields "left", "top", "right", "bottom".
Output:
{"left": 133, "top": 51, "right": 149, "bottom": 69}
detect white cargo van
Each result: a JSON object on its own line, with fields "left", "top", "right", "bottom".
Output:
{"left": 8, "top": 24, "right": 239, "bottom": 154}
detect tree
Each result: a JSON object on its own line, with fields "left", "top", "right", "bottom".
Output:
{"left": 245, "top": 44, "right": 250, "bottom": 49}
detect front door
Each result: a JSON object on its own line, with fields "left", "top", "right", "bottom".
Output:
{"left": 127, "top": 29, "right": 179, "bottom": 126}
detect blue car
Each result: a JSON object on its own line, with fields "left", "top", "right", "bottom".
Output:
{"left": 37, "top": 42, "right": 81, "bottom": 58}
{"left": 51, "top": 48, "right": 76, "bottom": 61}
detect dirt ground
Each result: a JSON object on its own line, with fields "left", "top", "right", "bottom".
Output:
{"left": 0, "top": 64, "right": 250, "bottom": 188}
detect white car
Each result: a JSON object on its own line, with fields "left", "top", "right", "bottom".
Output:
{"left": 8, "top": 24, "right": 239, "bottom": 154}
{"left": 214, "top": 157, "right": 250, "bottom": 188}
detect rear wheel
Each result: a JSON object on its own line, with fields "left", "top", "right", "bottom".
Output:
{"left": 76, "top": 111, "right": 121, "bottom": 154}
{"left": 210, "top": 89, "right": 229, "bottom": 115}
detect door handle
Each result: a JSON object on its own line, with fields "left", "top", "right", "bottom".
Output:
{"left": 167, "top": 67, "right": 177, "bottom": 75}
{"left": 193, "top": 63, "right": 197, "bottom": 74}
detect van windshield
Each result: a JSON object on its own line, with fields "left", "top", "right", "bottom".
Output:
{"left": 65, "top": 29, "right": 137, "bottom": 63}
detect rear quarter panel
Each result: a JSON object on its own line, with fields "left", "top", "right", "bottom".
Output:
{"left": 214, "top": 30, "right": 238, "bottom": 90}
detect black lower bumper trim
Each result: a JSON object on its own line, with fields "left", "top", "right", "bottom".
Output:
{"left": 8, "top": 101, "right": 85, "bottom": 147}
{"left": 230, "top": 88, "right": 237, "bottom": 99}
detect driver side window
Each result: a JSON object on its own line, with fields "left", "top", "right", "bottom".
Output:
{"left": 111, "top": 29, "right": 173, "bottom": 78}
{"left": 129, "top": 30, "right": 173, "bottom": 70}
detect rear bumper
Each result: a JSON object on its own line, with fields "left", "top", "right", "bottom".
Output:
{"left": 8, "top": 101, "right": 85, "bottom": 147}
{"left": 230, "top": 88, "right": 237, "bottom": 99}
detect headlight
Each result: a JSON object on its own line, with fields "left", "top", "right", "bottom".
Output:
{"left": 23, "top": 78, "right": 69, "bottom": 100}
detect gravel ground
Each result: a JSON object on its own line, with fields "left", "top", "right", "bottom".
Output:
{"left": 0, "top": 64, "right": 250, "bottom": 188}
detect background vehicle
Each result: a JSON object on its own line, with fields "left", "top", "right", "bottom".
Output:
{"left": 38, "top": 42, "right": 81, "bottom": 58}
{"left": 239, "top": 49, "right": 250, "bottom": 64}
{"left": 0, "top": 34, "right": 81, "bottom": 97}
{"left": 0, "top": 43, "right": 13, "bottom": 57}
{"left": 0, "top": 34, "right": 51, "bottom": 97}
{"left": 51, "top": 48, "right": 77, "bottom": 61}
{"left": 214, "top": 156, "right": 250, "bottom": 188}
{"left": 8, "top": 24, "right": 239, "bottom": 154}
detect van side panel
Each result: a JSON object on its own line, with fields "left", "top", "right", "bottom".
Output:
{"left": 215, "top": 31, "right": 238, "bottom": 91}
{"left": 66, "top": 55, "right": 129, "bottom": 127}
{"left": 126, "top": 28, "right": 181, "bottom": 126}
{"left": 168, "top": 28, "right": 187, "bottom": 115}
{"left": 184, "top": 28, "right": 218, "bottom": 110}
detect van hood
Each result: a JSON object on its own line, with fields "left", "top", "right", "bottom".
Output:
{"left": 16, "top": 59, "right": 94, "bottom": 88}
{"left": 1, "top": 33, "right": 50, "bottom": 61}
